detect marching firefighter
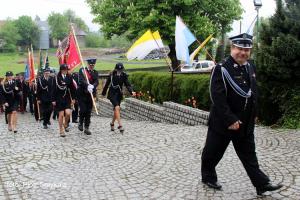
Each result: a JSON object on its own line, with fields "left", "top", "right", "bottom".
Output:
{"left": 77, "top": 58, "right": 99, "bottom": 135}
{"left": 37, "top": 68, "right": 55, "bottom": 129}
{"left": 52, "top": 64, "right": 76, "bottom": 137}
{"left": 0, "top": 71, "right": 21, "bottom": 133}
{"left": 102, "top": 63, "right": 136, "bottom": 133}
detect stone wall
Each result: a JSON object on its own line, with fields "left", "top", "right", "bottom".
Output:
{"left": 97, "top": 97, "right": 209, "bottom": 126}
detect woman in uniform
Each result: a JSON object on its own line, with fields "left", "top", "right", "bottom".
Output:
{"left": 102, "top": 63, "right": 136, "bottom": 133}
{"left": 52, "top": 64, "right": 75, "bottom": 137}
{"left": 0, "top": 71, "right": 21, "bottom": 133}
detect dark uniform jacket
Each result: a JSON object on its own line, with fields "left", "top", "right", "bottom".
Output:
{"left": 78, "top": 67, "right": 99, "bottom": 99}
{"left": 37, "top": 76, "right": 55, "bottom": 103}
{"left": 16, "top": 79, "right": 29, "bottom": 97}
{"left": 71, "top": 72, "right": 79, "bottom": 98}
{"left": 0, "top": 80, "right": 21, "bottom": 107}
{"left": 102, "top": 70, "right": 133, "bottom": 98}
{"left": 208, "top": 56, "right": 257, "bottom": 136}
{"left": 53, "top": 73, "right": 75, "bottom": 103}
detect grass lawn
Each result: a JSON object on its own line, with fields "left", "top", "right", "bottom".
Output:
{"left": 0, "top": 50, "right": 168, "bottom": 77}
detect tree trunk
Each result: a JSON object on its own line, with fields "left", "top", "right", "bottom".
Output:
{"left": 168, "top": 44, "right": 181, "bottom": 71}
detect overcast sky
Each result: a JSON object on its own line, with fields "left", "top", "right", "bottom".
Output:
{"left": 0, "top": 0, "right": 276, "bottom": 35}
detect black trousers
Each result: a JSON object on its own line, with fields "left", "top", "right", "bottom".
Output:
{"left": 78, "top": 98, "right": 93, "bottom": 128}
{"left": 72, "top": 102, "right": 79, "bottom": 122}
{"left": 41, "top": 102, "right": 52, "bottom": 126}
{"left": 201, "top": 127, "right": 270, "bottom": 188}
{"left": 28, "top": 94, "right": 34, "bottom": 113}
{"left": 20, "top": 94, "right": 28, "bottom": 112}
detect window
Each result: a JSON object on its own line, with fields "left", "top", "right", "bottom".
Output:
{"left": 201, "top": 63, "right": 209, "bottom": 68}
{"left": 195, "top": 63, "right": 201, "bottom": 69}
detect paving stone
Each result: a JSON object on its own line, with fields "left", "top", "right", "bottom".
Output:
{"left": 0, "top": 112, "right": 299, "bottom": 199}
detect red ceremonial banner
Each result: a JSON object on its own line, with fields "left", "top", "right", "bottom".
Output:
{"left": 66, "top": 33, "right": 81, "bottom": 71}
{"left": 28, "top": 50, "right": 35, "bottom": 82}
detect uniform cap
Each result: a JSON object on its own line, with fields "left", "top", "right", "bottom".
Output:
{"left": 60, "top": 64, "right": 68, "bottom": 71}
{"left": 115, "top": 62, "right": 124, "bottom": 70}
{"left": 5, "top": 71, "right": 13, "bottom": 76}
{"left": 86, "top": 58, "right": 97, "bottom": 65}
{"left": 229, "top": 33, "right": 253, "bottom": 48}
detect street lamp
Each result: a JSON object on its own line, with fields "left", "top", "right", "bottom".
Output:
{"left": 253, "top": 0, "right": 262, "bottom": 45}
{"left": 254, "top": 0, "right": 262, "bottom": 7}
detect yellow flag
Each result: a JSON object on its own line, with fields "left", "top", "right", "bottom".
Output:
{"left": 126, "top": 30, "right": 164, "bottom": 60}
{"left": 190, "top": 34, "right": 213, "bottom": 63}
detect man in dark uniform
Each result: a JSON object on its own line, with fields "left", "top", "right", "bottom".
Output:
{"left": 16, "top": 72, "right": 29, "bottom": 113}
{"left": 71, "top": 72, "right": 79, "bottom": 123}
{"left": 50, "top": 69, "right": 58, "bottom": 120}
{"left": 37, "top": 68, "right": 55, "bottom": 129}
{"left": 201, "top": 33, "right": 283, "bottom": 195}
{"left": 27, "top": 81, "right": 35, "bottom": 115}
{"left": 77, "top": 58, "right": 99, "bottom": 135}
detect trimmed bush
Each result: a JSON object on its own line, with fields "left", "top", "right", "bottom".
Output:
{"left": 128, "top": 72, "right": 211, "bottom": 111}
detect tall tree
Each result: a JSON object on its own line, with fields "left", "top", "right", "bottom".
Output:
{"left": 0, "top": 19, "right": 21, "bottom": 52}
{"left": 86, "top": 0, "right": 242, "bottom": 69}
{"left": 63, "top": 9, "right": 89, "bottom": 32}
{"left": 14, "top": 16, "right": 40, "bottom": 49}
{"left": 256, "top": 0, "right": 300, "bottom": 128}
{"left": 47, "top": 12, "right": 69, "bottom": 41}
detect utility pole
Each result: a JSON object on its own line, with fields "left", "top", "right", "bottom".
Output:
{"left": 253, "top": 0, "right": 262, "bottom": 46}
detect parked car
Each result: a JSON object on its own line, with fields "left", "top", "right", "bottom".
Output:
{"left": 181, "top": 60, "right": 215, "bottom": 72}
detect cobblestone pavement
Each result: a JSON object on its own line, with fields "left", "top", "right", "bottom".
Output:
{"left": 0, "top": 113, "right": 299, "bottom": 200}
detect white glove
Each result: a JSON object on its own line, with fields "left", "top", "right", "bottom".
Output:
{"left": 87, "top": 84, "right": 94, "bottom": 93}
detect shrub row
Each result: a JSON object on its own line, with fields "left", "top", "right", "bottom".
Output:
{"left": 128, "top": 72, "right": 211, "bottom": 111}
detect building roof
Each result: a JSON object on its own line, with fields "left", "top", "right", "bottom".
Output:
{"left": 36, "top": 20, "right": 49, "bottom": 31}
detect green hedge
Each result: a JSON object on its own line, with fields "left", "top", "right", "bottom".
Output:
{"left": 128, "top": 71, "right": 300, "bottom": 129}
{"left": 128, "top": 72, "right": 211, "bottom": 111}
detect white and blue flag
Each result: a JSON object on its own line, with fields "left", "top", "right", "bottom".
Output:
{"left": 175, "top": 16, "right": 196, "bottom": 66}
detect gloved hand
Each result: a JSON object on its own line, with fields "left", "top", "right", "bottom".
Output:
{"left": 87, "top": 84, "right": 94, "bottom": 93}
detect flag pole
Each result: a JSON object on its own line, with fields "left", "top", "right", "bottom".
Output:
{"left": 30, "top": 45, "right": 41, "bottom": 121}
{"left": 196, "top": 39, "right": 216, "bottom": 64}
{"left": 43, "top": 50, "right": 48, "bottom": 68}
{"left": 70, "top": 25, "right": 99, "bottom": 115}
{"left": 149, "top": 31, "right": 172, "bottom": 71}
{"left": 149, "top": 31, "right": 175, "bottom": 101}
{"left": 150, "top": 31, "right": 175, "bottom": 101}
{"left": 179, "top": 16, "right": 215, "bottom": 64}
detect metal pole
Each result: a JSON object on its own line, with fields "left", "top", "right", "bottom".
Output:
{"left": 171, "top": 70, "right": 174, "bottom": 101}
{"left": 240, "top": 20, "right": 242, "bottom": 34}
{"left": 257, "top": 8, "right": 259, "bottom": 46}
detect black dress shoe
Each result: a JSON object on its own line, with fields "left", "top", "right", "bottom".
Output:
{"left": 47, "top": 122, "right": 51, "bottom": 125}
{"left": 72, "top": 120, "right": 78, "bottom": 123}
{"left": 202, "top": 181, "right": 222, "bottom": 190}
{"left": 78, "top": 124, "right": 83, "bottom": 131}
{"left": 256, "top": 183, "right": 283, "bottom": 195}
{"left": 43, "top": 125, "right": 48, "bottom": 129}
{"left": 84, "top": 128, "right": 91, "bottom": 135}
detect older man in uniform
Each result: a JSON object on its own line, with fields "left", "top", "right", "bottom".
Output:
{"left": 77, "top": 58, "right": 99, "bottom": 135}
{"left": 37, "top": 68, "right": 55, "bottom": 129}
{"left": 201, "top": 33, "right": 283, "bottom": 195}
